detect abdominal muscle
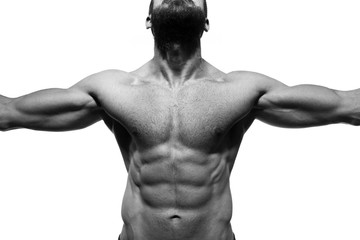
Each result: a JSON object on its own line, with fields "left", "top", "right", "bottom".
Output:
{"left": 119, "top": 143, "right": 235, "bottom": 240}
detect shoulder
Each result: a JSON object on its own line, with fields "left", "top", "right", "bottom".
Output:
{"left": 226, "top": 71, "right": 271, "bottom": 83}
{"left": 79, "top": 69, "right": 132, "bottom": 86}
{"left": 225, "top": 71, "right": 287, "bottom": 93}
{"left": 71, "top": 69, "right": 134, "bottom": 93}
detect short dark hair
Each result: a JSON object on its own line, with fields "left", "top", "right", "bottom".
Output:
{"left": 148, "top": 0, "right": 208, "bottom": 17}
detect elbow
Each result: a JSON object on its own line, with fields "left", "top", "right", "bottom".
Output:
{"left": 351, "top": 122, "right": 360, "bottom": 126}
{"left": 0, "top": 122, "right": 11, "bottom": 131}
{"left": 0, "top": 119, "right": 20, "bottom": 131}
{"left": 0, "top": 127, "right": 9, "bottom": 132}
{"left": 344, "top": 117, "right": 360, "bottom": 126}
{"left": 0, "top": 101, "right": 15, "bottom": 132}
{"left": 336, "top": 110, "right": 360, "bottom": 126}
{"left": 0, "top": 110, "right": 9, "bottom": 131}
{"left": 335, "top": 90, "right": 360, "bottom": 126}
{"left": 0, "top": 117, "right": 13, "bottom": 131}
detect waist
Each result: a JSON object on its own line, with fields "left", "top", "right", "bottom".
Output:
{"left": 120, "top": 178, "right": 233, "bottom": 240}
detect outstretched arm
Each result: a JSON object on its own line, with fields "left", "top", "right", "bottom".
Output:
{"left": 252, "top": 73, "right": 360, "bottom": 128}
{"left": 0, "top": 82, "right": 102, "bottom": 132}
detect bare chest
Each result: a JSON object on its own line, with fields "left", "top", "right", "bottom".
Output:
{"left": 100, "top": 81, "right": 256, "bottom": 149}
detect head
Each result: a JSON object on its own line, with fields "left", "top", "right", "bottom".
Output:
{"left": 148, "top": 0, "right": 208, "bottom": 19}
{"left": 146, "top": 0, "right": 210, "bottom": 58}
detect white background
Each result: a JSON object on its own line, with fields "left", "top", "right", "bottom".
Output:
{"left": 0, "top": 0, "right": 360, "bottom": 239}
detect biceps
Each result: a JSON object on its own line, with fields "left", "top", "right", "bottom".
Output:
{"left": 255, "top": 85, "right": 344, "bottom": 127}
{"left": 9, "top": 88, "right": 101, "bottom": 131}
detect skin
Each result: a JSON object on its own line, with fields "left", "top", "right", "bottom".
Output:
{"left": 1, "top": 0, "right": 360, "bottom": 239}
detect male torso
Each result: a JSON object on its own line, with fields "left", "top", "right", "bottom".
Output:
{"left": 86, "top": 61, "right": 262, "bottom": 240}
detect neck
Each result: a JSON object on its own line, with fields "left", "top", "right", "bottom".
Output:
{"left": 153, "top": 42, "right": 204, "bottom": 87}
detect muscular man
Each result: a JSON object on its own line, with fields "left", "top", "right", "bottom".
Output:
{"left": 1, "top": 0, "right": 359, "bottom": 239}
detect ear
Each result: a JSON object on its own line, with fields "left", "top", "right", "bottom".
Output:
{"left": 204, "top": 18, "right": 210, "bottom": 32}
{"left": 146, "top": 15, "right": 152, "bottom": 29}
